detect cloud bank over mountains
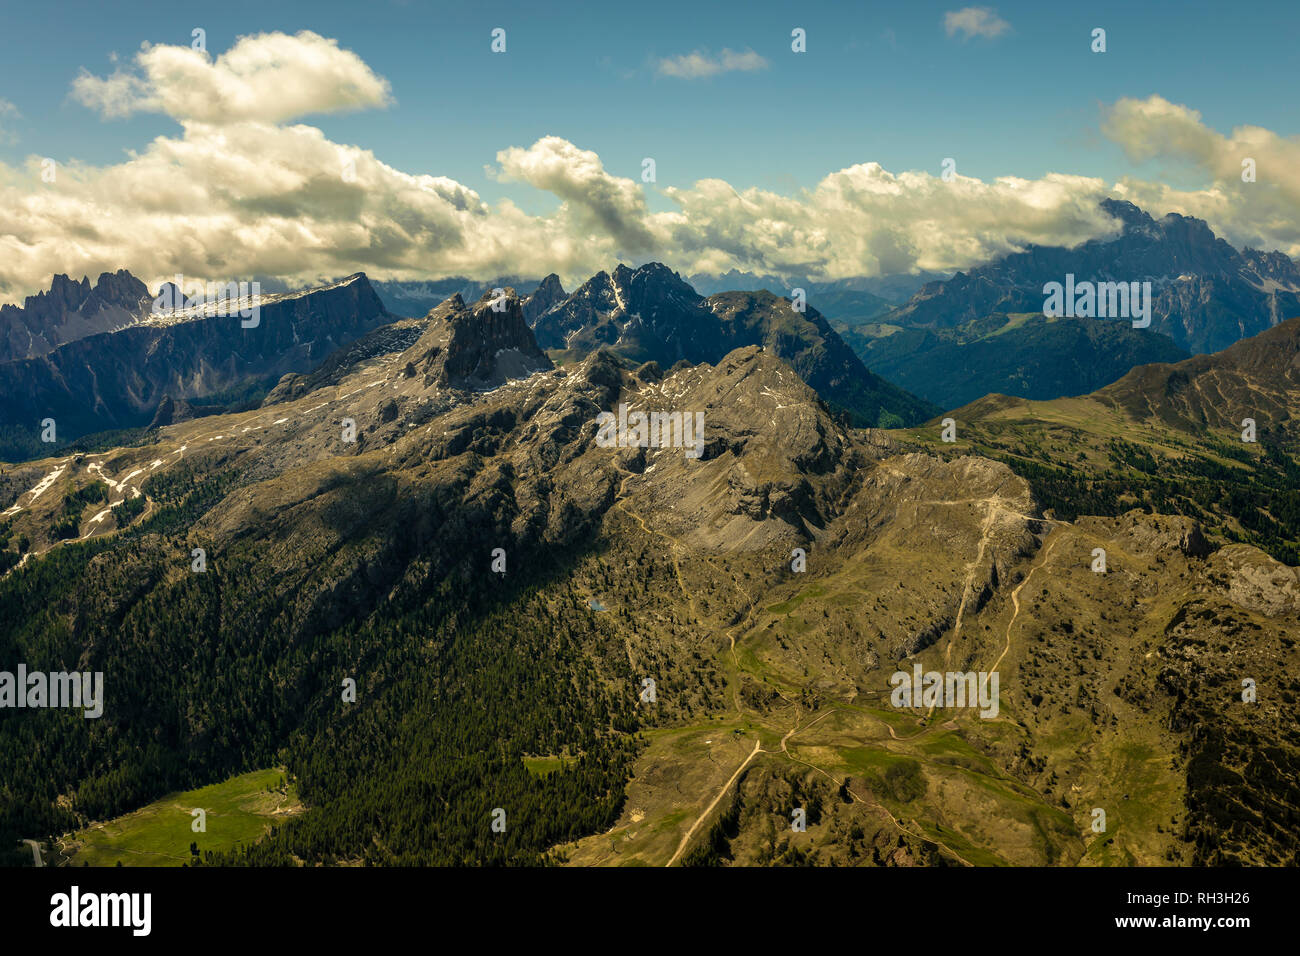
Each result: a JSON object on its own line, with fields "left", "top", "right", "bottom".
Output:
{"left": 0, "top": 31, "right": 1295, "bottom": 301}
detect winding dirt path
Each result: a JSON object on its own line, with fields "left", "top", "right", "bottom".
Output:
{"left": 989, "top": 528, "right": 1065, "bottom": 675}
{"left": 666, "top": 738, "right": 761, "bottom": 867}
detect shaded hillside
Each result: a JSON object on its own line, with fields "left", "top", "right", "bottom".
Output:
{"left": 0, "top": 274, "right": 393, "bottom": 460}
{"left": 841, "top": 313, "right": 1189, "bottom": 410}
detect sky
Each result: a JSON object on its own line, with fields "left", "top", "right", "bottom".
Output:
{"left": 1, "top": 0, "right": 1298, "bottom": 299}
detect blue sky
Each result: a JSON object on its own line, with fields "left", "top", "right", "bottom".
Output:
{"left": 1, "top": 0, "right": 1297, "bottom": 296}
{"left": 4, "top": 0, "right": 1295, "bottom": 204}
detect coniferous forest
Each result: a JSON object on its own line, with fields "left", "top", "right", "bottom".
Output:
{"left": 0, "top": 463, "right": 643, "bottom": 866}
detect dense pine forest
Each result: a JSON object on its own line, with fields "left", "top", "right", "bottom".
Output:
{"left": 0, "top": 461, "right": 646, "bottom": 865}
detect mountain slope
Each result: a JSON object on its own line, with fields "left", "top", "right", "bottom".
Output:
{"left": 934, "top": 314, "right": 1300, "bottom": 565}
{"left": 1094, "top": 314, "right": 1300, "bottom": 431}
{"left": 841, "top": 312, "right": 1190, "bottom": 410}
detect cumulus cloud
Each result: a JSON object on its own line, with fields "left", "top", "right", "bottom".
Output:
{"left": 1, "top": 36, "right": 1295, "bottom": 304}
{"left": 494, "top": 136, "right": 658, "bottom": 254}
{"left": 944, "top": 7, "right": 1011, "bottom": 40}
{"left": 660, "top": 167, "right": 1116, "bottom": 280}
{"left": 1102, "top": 94, "right": 1300, "bottom": 253}
{"left": 0, "top": 113, "right": 1119, "bottom": 302}
{"left": 656, "top": 48, "right": 769, "bottom": 78}
{"left": 72, "top": 30, "right": 392, "bottom": 124}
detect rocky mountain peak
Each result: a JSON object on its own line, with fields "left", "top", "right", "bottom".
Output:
{"left": 0, "top": 268, "right": 154, "bottom": 362}
{"left": 888, "top": 198, "right": 1300, "bottom": 353}
{"left": 409, "top": 287, "right": 552, "bottom": 390}
{"left": 623, "top": 261, "right": 701, "bottom": 307}
{"left": 1099, "top": 197, "right": 1155, "bottom": 232}
{"left": 92, "top": 269, "right": 150, "bottom": 308}
{"left": 522, "top": 273, "right": 567, "bottom": 325}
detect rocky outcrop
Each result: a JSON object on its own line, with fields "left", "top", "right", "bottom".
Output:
{"left": 1109, "top": 510, "right": 1214, "bottom": 558}
{"left": 1207, "top": 544, "right": 1300, "bottom": 616}
{"left": 522, "top": 273, "right": 567, "bottom": 325}
{"left": 0, "top": 269, "right": 151, "bottom": 361}
{"left": 407, "top": 289, "right": 552, "bottom": 390}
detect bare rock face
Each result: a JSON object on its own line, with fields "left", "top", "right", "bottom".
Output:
{"left": 604, "top": 345, "right": 860, "bottom": 550}
{"left": 522, "top": 273, "right": 566, "bottom": 325}
{"left": 1207, "top": 544, "right": 1300, "bottom": 616}
{"left": 409, "top": 289, "right": 552, "bottom": 390}
{"left": 0, "top": 269, "right": 152, "bottom": 361}
{"left": 1111, "top": 510, "right": 1213, "bottom": 558}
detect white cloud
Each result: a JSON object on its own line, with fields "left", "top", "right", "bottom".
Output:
{"left": 656, "top": 48, "right": 769, "bottom": 79}
{"left": 1102, "top": 94, "right": 1300, "bottom": 254}
{"left": 0, "top": 114, "right": 1121, "bottom": 301}
{"left": 72, "top": 30, "right": 392, "bottom": 124}
{"left": 660, "top": 167, "right": 1117, "bottom": 280}
{"left": 494, "top": 136, "right": 658, "bottom": 254}
{"left": 944, "top": 7, "right": 1011, "bottom": 40}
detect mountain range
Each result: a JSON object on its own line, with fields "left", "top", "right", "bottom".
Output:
{"left": 883, "top": 199, "right": 1300, "bottom": 354}
{"left": 0, "top": 275, "right": 394, "bottom": 460}
{"left": 0, "top": 270, "right": 152, "bottom": 363}
{"left": 2, "top": 280, "right": 1297, "bottom": 867}
{"left": 7, "top": 196, "right": 1295, "bottom": 467}
{"left": 528, "top": 262, "right": 936, "bottom": 427}
{"left": 0, "top": 263, "right": 936, "bottom": 464}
